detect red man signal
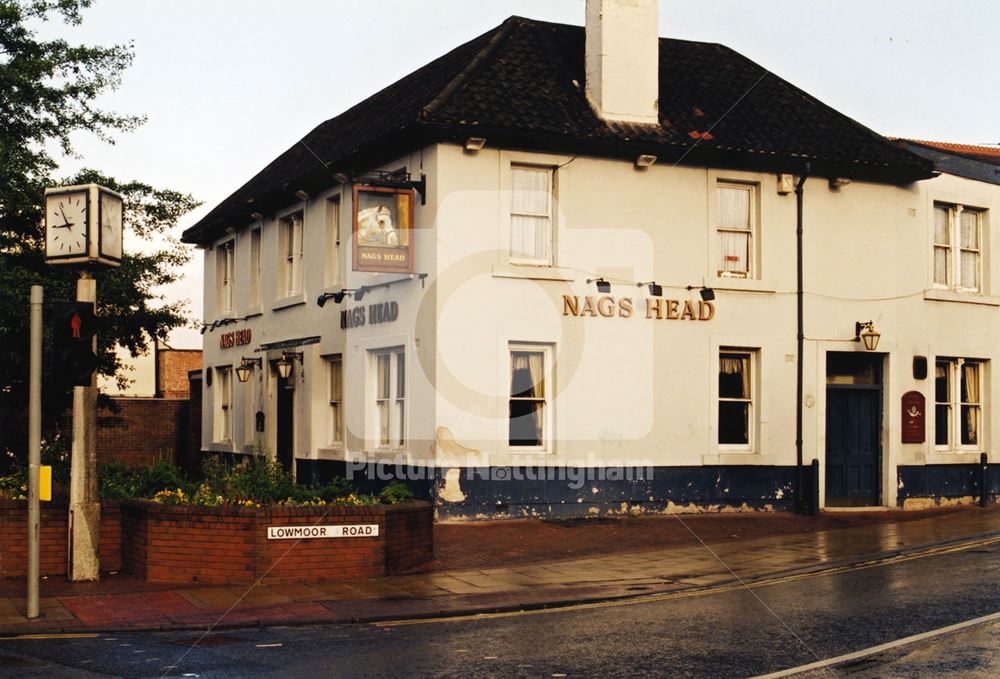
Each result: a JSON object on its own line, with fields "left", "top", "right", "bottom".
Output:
{"left": 52, "top": 302, "right": 98, "bottom": 387}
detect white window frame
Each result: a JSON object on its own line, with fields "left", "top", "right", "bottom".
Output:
{"left": 510, "top": 164, "right": 554, "bottom": 266}
{"left": 217, "top": 239, "right": 235, "bottom": 315}
{"left": 327, "top": 354, "right": 343, "bottom": 446}
{"left": 325, "top": 197, "right": 341, "bottom": 287}
{"left": 369, "top": 347, "right": 405, "bottom": 451}
{"left": 249, "top": 227, "right": 262, "bottom": 309}
{"left": 716, "top": 181, "right": 758, "bottom": 279}
{"left": 933, "top": 203, "right": 984, "bottom": 293}
{"left": 214, "top": 366, "right": 233, "bottom": 443}
{"left": 935, "top": 358, "right": 985, "bottom": 452}
{"left": 280, "top": 212, "right": 304, "bottom": 297}
{"left": 508, "top": 343, "right": 553, "bottom": 453}
{"left": 717, "top": 348, "right": 757, "bottom": 452}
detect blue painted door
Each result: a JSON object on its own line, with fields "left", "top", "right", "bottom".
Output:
{"left": 826, "top": 386, "right": 881, "bottom": 505}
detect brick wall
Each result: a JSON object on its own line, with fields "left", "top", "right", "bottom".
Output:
{"left": 0, "top": 500, "right": 122, "bottom": 578}
{"left": 120, "top": 500, "right": 433, "bottom": 585}
{"left": 157, "top": 350, "right": 201, "bottom": 398}
{"left": 97, "top": 398, "right": 188, "bottom": 468}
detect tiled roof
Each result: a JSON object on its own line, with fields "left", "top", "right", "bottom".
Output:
{"left": 899, "top": 139, "right": 1000, "bottom": 165}
{"left": 183, "top": 16, "right": 934, "bottom": 244}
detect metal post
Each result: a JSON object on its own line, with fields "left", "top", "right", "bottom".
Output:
{"left": 27, "top": 286, "right": 43, "bottom": 618}
{"left": 68, "top": 271, "right": 100, "bottom": 581}
{"left": 811, "top": 458, "right": 820, "bottom": 516}
{"left": 981, "top": 452, "right": 990, "bottom": 508}
{"left": 794, "top": 167, "right": 810, "bottom": 513}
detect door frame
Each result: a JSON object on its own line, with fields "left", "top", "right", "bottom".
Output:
{"left": 820, "top": 350, "right": 887, "bottom": 509}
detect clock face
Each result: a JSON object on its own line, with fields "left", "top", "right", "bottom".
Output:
{"left": 45, "top": 191, "right": 89, "bottom": 259}
{"left": 99, "top": 191, "right": 123, "bottom": 260}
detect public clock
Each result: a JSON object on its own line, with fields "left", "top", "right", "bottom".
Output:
{"left": 98, "top": 189, "right": 123, "bottom": 261}
{"left": 45, "top": 188, "right": 89, "bottom": 259}
{"left": 44, "top": 183, "right": 123, "bottom": 267}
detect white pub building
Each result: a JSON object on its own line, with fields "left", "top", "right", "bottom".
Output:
{"left": 183, "top": 0, "right": 998, "bottom": 518}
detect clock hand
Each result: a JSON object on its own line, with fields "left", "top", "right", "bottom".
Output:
{"left": 58, "top": 203, "right": 73, "bottom": 228}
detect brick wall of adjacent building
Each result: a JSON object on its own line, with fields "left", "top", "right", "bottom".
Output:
{"left": 120, "top": 500, "right": 433, "bottom": 585}
{"left": 157, "top": 350, "right": 201, "bottom": 399}
{"left": 96, "top": 399, "right": 189, "bottom": 468}
{"left": 0, "top": 500, "right": 122, "bottom": 578}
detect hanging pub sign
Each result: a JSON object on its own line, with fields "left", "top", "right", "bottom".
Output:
{"left": 352, "top": 185, "right": 414, "bottom": 273}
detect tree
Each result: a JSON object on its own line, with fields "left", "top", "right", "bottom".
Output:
{"left": 0, "top": 0, "right": 200, "bottom": 458}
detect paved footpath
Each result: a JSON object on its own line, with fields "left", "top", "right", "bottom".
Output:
{"left": 0, "top": 506, "right": 997, "bottom": 635}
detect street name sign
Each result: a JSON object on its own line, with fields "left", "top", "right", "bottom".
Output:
{"left": 266, "top": 524, "right": 379, "bottom": 540}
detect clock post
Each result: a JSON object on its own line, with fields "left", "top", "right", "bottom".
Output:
{"left": 69, "top": 270, "right": 100, "bottom": 581}
{"left": 44, "top": 183, "right": 123, "bottom": 582}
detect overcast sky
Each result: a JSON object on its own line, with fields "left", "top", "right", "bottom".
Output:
{"left": 37, "top": 0, "right": 999, "bottom": 348}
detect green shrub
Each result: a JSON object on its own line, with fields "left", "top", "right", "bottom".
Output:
{"left": 98, "top": 461, "right": 133, "bottom": 499}
{"left": 317, "top": 475, "right": 353, "bottom": 502}
{"left": 378, "top": 481, "right": 415, "bottom": 504}
{"left": 130, "top": 459, "right": 192, "bottom": 498}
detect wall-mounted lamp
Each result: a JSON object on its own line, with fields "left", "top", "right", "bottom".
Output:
{"left": 464, "top": 137, "right": 487, "bottom": 152}
{"left": 635, "top": 154, "right": 657, "bottom": 168}
{"left": 333, "top": 172, "right": 351, "bottom": 184}
{"left": 829, "top": 177, "right": 851, "bottom": 188}
{"left": 294, "top": 190, "right": 310, "bottom": 201}
{"left": 587, "top": 278, "right": 611, "bottom": 293}
{"left": 250, "top": 211, "right": 265, "bottom": 221}
{"left": 275, "top": 351, "right": 303, "bottom": 380}
{"left": 637, "top": 281, "right": 663, "bottom": 296}
{"left": 686, "top": 285, "right": 716, "bottom": 301}
{"left": 855, "top": 321, "right": 881, "bottom": 351}
{"left": 316, "top": 289, "right": 354, "bottom": 307}
{"left": 235, "top": 356, "right": 262, "bottom": 383}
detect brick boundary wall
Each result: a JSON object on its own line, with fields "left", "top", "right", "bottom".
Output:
{"left": 0, "top": 500, "right": 122, "bottom": 578}
{"left": 120, "top": 500, "right": 433, "bottom": 585}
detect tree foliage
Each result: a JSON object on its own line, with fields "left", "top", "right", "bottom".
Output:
{"left": 0, "top": 0, "right": 200, "bottom": 455}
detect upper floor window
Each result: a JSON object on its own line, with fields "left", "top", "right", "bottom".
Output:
{"left": 325, "top": 197, "right": 341, "bottom": 287}
{"left": 249, "top": 227, "right": 261, "bottom": 308}
{"left": 217, "top": 240, "right": 234, "bottom": 314}
{"left": 280, "top": 212, "right": 304, "bottom": 297}
{"left": 934, "top": 203, "right": 984, "bottom": 293}
{"left": 717, "top": 182, "right": 757, "bottom": 278}
{"left": 511, "top": 165, "right": 553, "bottom": 265}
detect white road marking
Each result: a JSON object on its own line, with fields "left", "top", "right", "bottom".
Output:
{"left": 751, "top": 611, "right": 1000, "bottom": 678}
{"left": 256, "top": 643, "right": 283, "bottom": 648}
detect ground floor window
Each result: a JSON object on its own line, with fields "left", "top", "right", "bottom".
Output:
{"left": 719, "top": 349, "right": 755, "bottom": 449}
{"left": 371, "top": 348, "right": 404, "bottom": 449}
{"left": 214, "top": 366, "right": 232, "bottom": 443}
{"left": 936, "top": 358, "right": 984, "bottom": 450}
{"left": 327, "top": 355, "right": 343, "bottom": 445}
{"left": 509, "top": 344, "right": 550, "bottom": 449}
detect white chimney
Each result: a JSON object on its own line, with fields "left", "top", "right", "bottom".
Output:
{"left": 585, "top": 0, "right": 660, "bottom": 125}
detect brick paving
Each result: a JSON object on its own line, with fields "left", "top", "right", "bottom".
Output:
{"left": 0, "top": 505, "right": 997, "bottom": 635}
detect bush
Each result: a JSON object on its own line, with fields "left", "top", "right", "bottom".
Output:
{"left": 378, "top": 481, "right": 415, "bottom": 504}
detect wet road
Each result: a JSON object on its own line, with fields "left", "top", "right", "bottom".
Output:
{"left": 1, "top": 540, "right": 997, "bottom": 678}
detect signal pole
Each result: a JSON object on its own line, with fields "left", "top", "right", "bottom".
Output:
{"left": 68, "top": 270, "right": 100, "bottom": 581}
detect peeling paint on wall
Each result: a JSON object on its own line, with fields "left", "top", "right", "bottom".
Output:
{"left": 439, "top": 467, "right": 466, "bottom": 503}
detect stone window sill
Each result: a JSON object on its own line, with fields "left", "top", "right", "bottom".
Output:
{"left": 923, "top": 289, "right": 1000, "bottom": 306}
{"left": 492, "top": 264, "right": 575, "bottom": 282}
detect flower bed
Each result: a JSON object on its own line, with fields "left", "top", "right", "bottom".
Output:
{"left": 120, "top": 499, "right": 433, "bottom": 584}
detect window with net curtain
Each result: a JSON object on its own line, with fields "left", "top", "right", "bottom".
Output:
{"left": 719, "top": 351, "right": 753, "bottom": 446}
{"left": 215, "top": 366, "right": 233, "bottom": 443}
{"left": 935, "top": 359, "right": 982, "bottom": 449}
{"left": 934, "top": 204, "right": 982, "bottom": 292}
{"left": 509, "top": 349, "right": 546, "bottom": 447}
{"left": 328, "top": 355, "right": 343, "bottom": 445}
{"left": 281, "top": 212, "right": 304, "bottom": 296}
{"left": 717, "top": 183, "right": 754, "bottom": 278}
{"left": 217, "top": 240, "right": 234, "bottom": 314}
{"left": 511, "top": 166, "right": 552, "bottom": 265}
{"left": 374, "top": 349, "right": 405, "bottom": 449}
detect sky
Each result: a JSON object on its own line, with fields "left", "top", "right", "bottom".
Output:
{"left": 35, "top": 0, "right": 999, "bottom": 349}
